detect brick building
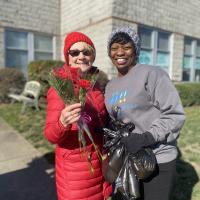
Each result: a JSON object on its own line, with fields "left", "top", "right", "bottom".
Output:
{"left": 0, "top": 0, "right": 200, "bottom": 81}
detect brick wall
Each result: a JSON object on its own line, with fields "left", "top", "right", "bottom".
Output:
{"left": 111, "top": 0, "right": 200, "bottom": 81}
{"left": 112, "top": 0, "right": 200, "bottom": 38}
{"left": 0, "top": 0, "right": 60, "bottom": 33}
{"left": 61, "top": 0, "right": 113, "bottom": 34}
{"left": 60, "top": 0, "right": 113, "bottom": 76}
{"left": 0, "top": 0, "right": 61, "bottom": 67}
{"left": 60, "top": 0, "right": 200, "bottom": 80}
{"left": 1, "top": 0, "right": 200, "bottom": 80}
{"left": 170, "top": 34, "right": 184, "bottom": 81}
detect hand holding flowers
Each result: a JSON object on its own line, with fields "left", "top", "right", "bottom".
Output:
{"left": 49, "top": 65, "right": 105, "bottom": 172}
{"left": 59, "top": 103, "right": 82, "bottom": 128}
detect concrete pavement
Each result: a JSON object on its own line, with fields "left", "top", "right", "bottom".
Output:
{"left": 0, "top": 117, "right": 57, "bottom": 200}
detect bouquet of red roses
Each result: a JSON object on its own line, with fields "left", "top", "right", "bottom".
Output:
{"left": 49, "top": 66, "right": 105, "bottom": 172}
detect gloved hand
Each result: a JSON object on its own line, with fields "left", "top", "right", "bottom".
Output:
{"left": 120, "top": 132, "right": 156, "bottom": 154}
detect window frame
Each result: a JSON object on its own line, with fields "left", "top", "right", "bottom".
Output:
{"left": 5, "top": 28, "right": 54, "bottom": 76}
{"left": 183, "top": 37, "right": 200, "bottom": 82}
{"left": 138, "top": 26, "right": 171, "bottom": 72}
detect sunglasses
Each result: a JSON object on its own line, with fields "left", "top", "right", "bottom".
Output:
{"left": 68, "top": 49, "right": 92, "bottom": 57}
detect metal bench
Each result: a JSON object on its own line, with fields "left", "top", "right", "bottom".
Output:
{"left": 8, "top": 81, "right": 41, "bottom": 113}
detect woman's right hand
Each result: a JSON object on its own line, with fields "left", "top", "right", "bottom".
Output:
{"left": 59, "top": 103, "right": 82, "bottom": 128}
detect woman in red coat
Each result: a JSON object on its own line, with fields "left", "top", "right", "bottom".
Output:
{"left": 44, "top": 32, "right": 112, "bottom": 200}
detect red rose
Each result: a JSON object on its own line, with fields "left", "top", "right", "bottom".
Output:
{"left": 69, "top": 67, "right": 79, "bottom": 81}
{"left": 53, "top": 68, "right": 69, "bottom": 79}
{"left": 79, "top": 79, "right": 91, "bottom": 89}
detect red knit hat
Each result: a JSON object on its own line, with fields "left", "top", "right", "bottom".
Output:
{"left": 63, "top": 31, "right": 95, "bottom": 64}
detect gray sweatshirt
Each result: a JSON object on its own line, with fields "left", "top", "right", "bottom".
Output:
{"left": 105, "top": 64, "right": 185, "bottom": 164}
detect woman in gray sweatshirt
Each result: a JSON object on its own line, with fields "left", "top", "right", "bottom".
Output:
{"left": 104, "top": 26, "right": 185, "bottom": 200}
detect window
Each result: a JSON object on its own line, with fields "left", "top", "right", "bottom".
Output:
{"left": 156, "top": 32, "right": 170, "bottom": 68}
{"left": 138, "top": 27, "right": 171, "bottom": 71}
{"left": 34, "top": 34, "right": 53, "bottom": 60}
{"left": 5, "top": 29, "right": 53, "bottom": 76}
{"left": 196, "top": 41, "right": 200, "bottom": 81}
{"left": 138, "top": 28, "right": 153, "bottom": 65}
{"left": 5, "top": 31, "right": 28, "bottom": 75}
{"left": 183, "top": 37, "right": 200, "bottom": 82}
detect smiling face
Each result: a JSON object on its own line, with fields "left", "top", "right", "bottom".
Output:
{"left": 68, "top": 42, "right": 95, "bottom": 73}
{"left": 110, "top": 41, "right": 136, "bottom": 76}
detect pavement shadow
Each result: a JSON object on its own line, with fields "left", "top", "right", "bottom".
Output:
{"left": 172, "top": 148, "right": 199, "bottom": 200}
{"left": 0, "top": 156, "right": 57, "bottom": 200}
{"left": 44, "top": 151, "right": 55, "bottom": 165}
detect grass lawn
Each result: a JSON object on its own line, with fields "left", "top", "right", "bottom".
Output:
{"left": 0, "top": 103, "right": 199, "bottom": 200}
{"left": 0, "top": 103, "right": 54, "bottom": 154}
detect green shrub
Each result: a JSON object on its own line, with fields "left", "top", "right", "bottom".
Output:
{"left": 175, "top": 83, "right": 200, "bottom": 107}
{"left": 0, "top": 68, "right": 26, "bottom": 103}
{"left": 28, "top": 60, "right": 64, "bottom": 98}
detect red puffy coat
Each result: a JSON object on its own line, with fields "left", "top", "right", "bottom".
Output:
{"left": 44, "top": 80, "right": 112, "bottom": 200}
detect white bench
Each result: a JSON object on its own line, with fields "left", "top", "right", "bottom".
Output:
{"left": 8, "top": 81, "right": 41, "bottom": 113}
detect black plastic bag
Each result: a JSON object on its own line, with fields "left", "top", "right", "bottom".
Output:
{"left": 103, "top": 106, "right": 157, "bottom": 198}
{"left": 130, "top": 148, "right": 156, "bottom": 180}
{"left": 102, "top": 145, "right": 156, "bottom": 199}
{"left": 102, "top": 144, "right": 125, "bottom": 183}
{"left": 115, "top": 156, "right": 140, "bottom": 200}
